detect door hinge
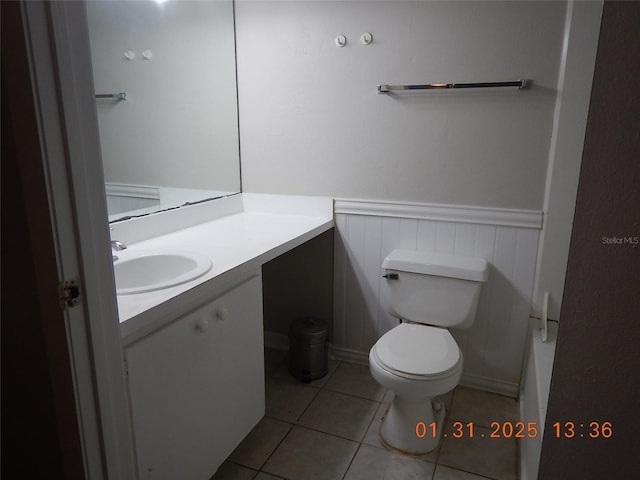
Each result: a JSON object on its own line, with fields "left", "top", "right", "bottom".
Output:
{"left": 60, "top": 278, "right": 81, "bottom": 309}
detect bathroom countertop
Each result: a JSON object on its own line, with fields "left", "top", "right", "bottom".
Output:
{"left": 116, "top": 194, "right": 333, "bottom": 346}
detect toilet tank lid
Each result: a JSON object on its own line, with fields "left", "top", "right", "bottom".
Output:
{"left": 382, "top": 250, "right": 489, "bottom": 282}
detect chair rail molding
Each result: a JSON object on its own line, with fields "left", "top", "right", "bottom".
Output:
{"left": 334, "top": 198, "right": 543, "bottom": 230}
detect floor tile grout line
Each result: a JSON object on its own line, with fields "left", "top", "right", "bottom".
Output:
{"left": 432, "top": 387, "right": 456, "bottom": 471}
{"left": 262, "top": 350, "right": 518, "bottom": 480}
{"left": 263, "top": 389, "right": 379, "bottom": 446}
{"left": 339, "top": 441, "right": 364, "bottom": 480}
{"left": 264, "top": 358, "right": 340, "bottom": 388}
{"left": 253, "top": 421, "right": 295, "bottom": 475}
{"left": 267, "top": 352, "right": 388, "bottom": 403}
{"left": 436, "top": 463, "right": 500, "bottom": 480}
{"left": 322, "top": 361, "right": 388, "bottom": 402}
{"left": 253, "top": 469, "right": 288, "bottom": 480}
{"left": 319, "top": 362, "right": 387, "bottom": 402}
{"left": 359, "top": 399, "right": 385, "bottom": 444}
{"left": 293, "top": 379, "right": 324, "bottom": 423}
{"left": 275, "top": 421, "right": 368, "bottom": 446}
{"left": 254, "top": 421, "right": 362, "bottom": 480}
{"left": 223, "top": 459, "right": 258, "bottom": 474}
{"left": 319, "top": 358, "right": 342, "bottom": 385}
{"left": 289, "top": 370, "right": 384, "bottom": 444}
{"left": 267, "top": 354, "right": 437, "bottom": 470}
{"left": 254, "top": 426, "right": 498, "bottom": 478}
{"left": 321, "top": 384, "right": 387, "bottom": 403}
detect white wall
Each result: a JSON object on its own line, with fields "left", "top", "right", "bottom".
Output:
{"left": 236, "top": 0, "right": 566, "bottom": 210}
{"left": 235, "top": 1, "right": 602, "bottom": 394}
{"left": 87, "top": 0, "right": 239, "bottom": 192}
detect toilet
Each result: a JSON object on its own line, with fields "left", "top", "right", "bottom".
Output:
{"left": 369, "top": 249, "right": 488, "bottom": 454}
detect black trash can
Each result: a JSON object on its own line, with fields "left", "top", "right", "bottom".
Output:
{"left": 289, "top": 317, "right": 328, "bottom": 383}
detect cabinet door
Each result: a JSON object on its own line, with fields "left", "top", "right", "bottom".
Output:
{"left": 126, "top": 275, "right": 264, "bottom": 480}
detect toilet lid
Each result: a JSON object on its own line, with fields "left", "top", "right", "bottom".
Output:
{"left": 374, "top": 323, "right": 461, "bottom": 376}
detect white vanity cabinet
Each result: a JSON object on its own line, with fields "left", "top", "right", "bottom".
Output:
{"left": 125, "top": 273, "right": 264, "bottom": 480}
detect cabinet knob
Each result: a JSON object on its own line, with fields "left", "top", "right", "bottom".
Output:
{"left": 215, "top": 307, "right": 229, "bottom": 321}
{"left": 195, "top": 318, "right": 209, "bottom": 333}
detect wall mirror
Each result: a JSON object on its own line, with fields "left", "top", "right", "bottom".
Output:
{"left": 86, "top": 0, "right": 240, "bottom": 222}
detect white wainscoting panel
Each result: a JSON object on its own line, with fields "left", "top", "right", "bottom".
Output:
{"left": 332, "top": 199, "right": 542, "bottom": 397}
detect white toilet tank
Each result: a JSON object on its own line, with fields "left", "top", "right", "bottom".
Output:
{"left": 382, "top": 250, "right": 489, "bottom": 328}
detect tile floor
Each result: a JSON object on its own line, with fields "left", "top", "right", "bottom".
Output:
{"left": 211, "top": 349, "right": 519, "bottom": 480}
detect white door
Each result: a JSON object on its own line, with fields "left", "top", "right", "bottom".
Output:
{"left": 17, "top": 1, "right": 136, "bottom": 478}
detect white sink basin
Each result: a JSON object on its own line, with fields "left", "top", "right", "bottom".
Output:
{"left": 114, "top": 251, "right": 213, "bottom": 295}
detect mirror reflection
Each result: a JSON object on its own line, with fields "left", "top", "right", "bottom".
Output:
{"left": 86, "top": 0, "right": 240, "bottom": 221}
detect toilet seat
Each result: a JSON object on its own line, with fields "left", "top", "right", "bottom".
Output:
{"left": 373, "top": 323, "right": 461, "bottom": 378}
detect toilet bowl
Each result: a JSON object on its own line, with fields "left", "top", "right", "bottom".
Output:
{"left": 369, "top": 250, "right": 488, "bottom": 454}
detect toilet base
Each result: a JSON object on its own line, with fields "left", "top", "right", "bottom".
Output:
{"left": 380, "top": 396, "right": 446, "bottom": 454}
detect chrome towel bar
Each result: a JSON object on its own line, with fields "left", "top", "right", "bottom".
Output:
{"left": 95, "top": 92, "right": 128, "bottom": 100}
{"left": 377, "top": 80, "right": 528, "bottom": 94}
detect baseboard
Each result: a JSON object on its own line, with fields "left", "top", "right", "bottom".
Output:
{"left": 330, "top": 346, "right": 370, "bottom": 366}
{"left": 460, "top": 373, "right": 519, "bottom": 398}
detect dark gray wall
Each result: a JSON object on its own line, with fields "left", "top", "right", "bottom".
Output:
{"left": 262, "top": 229, "right": 334, "bottom": 339}
{"left": 539, "top": 2, "right": 640, "bottom": 477}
